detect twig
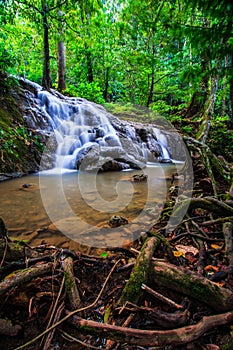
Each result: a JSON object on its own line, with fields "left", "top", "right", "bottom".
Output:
{"left": 141, "top": 283, "right": 183, "bottom": 309}
{"left": 169, "top": 232, "right": 224, "bottom": 243}
{"left": 43, "top": 301, "right": 65, "bottom": 350}
{"left": 14, "top": 259, "right": 122, "bottom": 350}
{"left": 40, "top": 276, "right": 65, "bottom": 347}
{"left": 59, "top": 329, "right": 101, "bottom": 349}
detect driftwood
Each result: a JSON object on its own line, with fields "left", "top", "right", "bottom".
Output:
{"left": 118, "top": 236, "right": 159, "bottom": 305}
{"left": 66, "top": 310, "right": 233, "bottom": 347}
{"left": 150, "top": 260, "right": 233, "bottom": 312}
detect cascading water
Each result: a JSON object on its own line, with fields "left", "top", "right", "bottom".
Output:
{"left": 21, "top": 79, "right": 176, "bottom": 171}
{"left": 37, "top": 90, "right": 124, "bottom": 170}
{"left": 153, "top": 128, "right": 170, "bottom": 160}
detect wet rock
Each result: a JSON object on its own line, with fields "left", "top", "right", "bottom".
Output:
{"left": 160, "top": 158, "right": 173, "bottom": 163}
{"left": 108, "top": 215, "right": 129, "bottom": 228}
{"left": 100, "top": 160, "right": 130, "bottom": 172}
{"left": 77, "top": 145, "right": 146, "bottom": 172}
{"left": 22, "top": 183, "right": 31, "bottom": 188}
{"left": 132, "top": 174, "right": 148, "bottom": 182}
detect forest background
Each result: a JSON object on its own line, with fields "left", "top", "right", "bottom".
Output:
{"left": 0, "top": 0, "right": 233, "bottom": 161}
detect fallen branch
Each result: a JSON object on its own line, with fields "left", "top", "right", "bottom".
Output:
{"left": 66, "top": 310, "right": 233, "bottom": 347}
{"left": 141, "top": 283, "right": 183, "bottom": 309}
{"left": 14, "top": 260, "right": 121, "bottom": 350}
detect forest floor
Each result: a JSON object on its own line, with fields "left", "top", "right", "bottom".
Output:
{"left": 0, "top": 151, "right": 233, "bottom": 350}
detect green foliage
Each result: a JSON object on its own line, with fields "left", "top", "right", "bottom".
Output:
{"left": 0, "top": 0, "right": 232, "bottom": 162}
{"left": 208, "top": 116, "right": 233, "bottom": 161}
{"left": 66, "top": 82, "right": 105, "bottom": 104}
{"left": 0, "top": 34, "right": 16, "bottom": 73}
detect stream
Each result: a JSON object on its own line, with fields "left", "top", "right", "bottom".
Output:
{"left": 0, "top": 163, "right": 182, "bottom": 249}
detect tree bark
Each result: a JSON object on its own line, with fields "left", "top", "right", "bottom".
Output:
{"left": 42, "top": 2, "right": 52, "bottom": 90}
{"left": 63, "top": 256, "right": 81, "bottom": 309}
{"left": 118, "top": 237, "right": 159, "bottom": 305}
{"left": 150, "top": 260, "right": 233, "bottom": 312}
{"left": 224, "top": 222, "right": 233, "bottom": 266}
{"left": 0, "top": 262, "right": 55, "bottom": 296}
{"left": 103, "top": 66, "right": 110, "bottom": 102}
{"left": 58, "top": 40, "right": 66, "bottom": 91}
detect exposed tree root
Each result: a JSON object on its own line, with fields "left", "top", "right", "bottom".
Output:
{"left": 118, "top": 236, "right": 159, "bottom": 305}
{"left": 0, "top": 262, "right": 56, "bottom": 296}
{"left": 151, "top": 260, "right": 233, "bottom": 312}
{"left": 65, "top": 310, "right": 233, "bottom": 347}
{"left": 62, "top": 255, "right": 81, "bottom": 309}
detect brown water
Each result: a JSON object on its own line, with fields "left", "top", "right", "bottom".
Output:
{"left": 0, "top": 164, "right": 183, "bottom": 250}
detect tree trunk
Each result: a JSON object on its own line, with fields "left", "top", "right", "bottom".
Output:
{"left": 42, "top": 4, "right": 52, "bottom": 90}
{"left": 85, "top": 44, "right": 94, "bottom": 84}
{"left": 103, "top": 66, "right": 110, "bottom": 101}
{"left": 229, "top": 56, "right": 233, "bottom": 128}
{"left": 58, "top": 40, "right": 66, "bottom": 91}
{"left": 147, "top": 44, "right": 155, "bottom": 107}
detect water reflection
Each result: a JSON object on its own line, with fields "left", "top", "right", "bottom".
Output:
{"left": 0, "top": 163, "right": 182, "bottom": 248}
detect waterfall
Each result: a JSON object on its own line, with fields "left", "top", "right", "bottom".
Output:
{"left": 37, "top": 90, "right": 122, "bottom": 169}
{"left": 20, "top": 79, "right": 174, "bottom": 171}
{"left": 153, "top": 128, "right": 170, "bottom": 160}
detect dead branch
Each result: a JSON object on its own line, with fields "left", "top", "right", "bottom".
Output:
{"left": 170, "top": 197, "right": 233, "bottom": 226}
{"left": 141, "top": 283, "right": 183, "bottom": 309}
{"left": 65, "top": 310, "right": 233, "bottom": 347}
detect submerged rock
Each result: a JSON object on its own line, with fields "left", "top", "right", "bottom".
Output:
{"left": 108, "top": 215, "right": 129, "bottom": 228}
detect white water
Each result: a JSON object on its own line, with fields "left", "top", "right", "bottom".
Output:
{"left": 27, "top": 86, "right": 173, "bottom": 170}
{"left": 37, "top": 90, "right": 124, "bottom": 169}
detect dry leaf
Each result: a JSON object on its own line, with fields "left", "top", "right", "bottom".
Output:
{"left": 210, "top": 244, "right": 222, "bottom": 250}
{"left": 173, "top": 251, "right": 183, "bottom": 257}
{"left": 204, "top": 265, "right": 219, "bottom": 272}
{"left": 175, "top": 244, "right": 199, "bottom": 256}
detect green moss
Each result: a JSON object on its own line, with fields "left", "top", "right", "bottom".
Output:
{"left": 64, "top": 271, "right": 75, "bottom": 292}
{"left": 0, "top": 75, "right": 44, "bottom": 174}
{"left": 104, "top": 102, "right": 168, "bottom": 127}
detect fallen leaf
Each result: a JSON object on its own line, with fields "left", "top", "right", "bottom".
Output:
{"left": 210, "top": 244, "right": 222, "bottom": 250}
{"left": 173, "top": 251, "right": 184, "bottom": 257}
{"left": 204, "top": 265, "right": 219, "bottom": 272}
{"left": 175, "top": 244, "right": 199, "bottom": 256}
